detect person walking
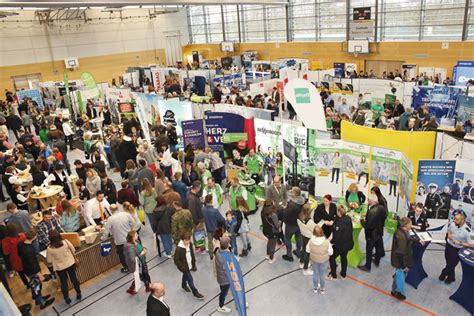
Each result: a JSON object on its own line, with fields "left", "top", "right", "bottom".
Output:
{"left": 153, "top": 196, "right": 175, "bottom": 258}
{"left": 101, "top": 204, "right": 136, "bottom": 273}
{"left": 282, "top": 187, "right": 304, "bottom": 262}
{"left": 124, "top": 230, "right": 151, "bottom": 295}
{"left": 297, "top": 203, "right": 316, "bottom": 275}
{"left": 213, "top": 237, "right": 232, "bottom": 314}
{"left": 46, "top": 231, "right": 81, "bottom": 304}
{"left": 139, "top": 178, "right": 158, "bottom": 226}
{"left": 201, "top": 194, "right": 225, "bottom": 259}
{"left": 174, "top": 234, "right": 204, "bottom": 300}
{"left": 390, "top": 217, "right": 424, "bottom": 300}
{"left": 328, "top": 205, "right": 353, "bottom": 280}
{"left": 261, "top": 200, "right": 280, "bottom": 264}
{"left": 171, "top": 200, "right": 194, "bottom": 245}
{"left": 1, "top": 223, "right": 29, "bottom": 287}
{"left": 235, "top": 196, "right": 251, "bottom": 257}
{"left": 307, "top": 225, "right": 333, "bottom": 294}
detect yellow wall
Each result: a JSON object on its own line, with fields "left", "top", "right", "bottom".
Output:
{"left": 340, "top": 120, "right": 436, "bottom": 202}
{"left": 0, "top": 49, "right": 166, "bottom": 93}
{"left": 183, "top": 41, "right": 474, "bottom": 76}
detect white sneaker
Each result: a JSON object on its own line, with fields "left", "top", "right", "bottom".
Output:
{"left": 303, "top": 269, "right": 313, "bottom": 276}
{"left": 313, "top": 288, "right": 318, "bottom": 293}
{"left": 164, "top": 254, "right": 172, "bottom": 259}
{"left": 217, "top": 306, "right": 232, "bottom": 314}
{"left": 268, "top": 258, "right": 276, "bottom": 264}
{"left": 264, "top": 256, "right": 270, "bottom": 261}
{"left": 320, "top": 288, "right": 326, "bottom": 295}
{"left": 299, "top": 263, "right": 304, "bottom": 269}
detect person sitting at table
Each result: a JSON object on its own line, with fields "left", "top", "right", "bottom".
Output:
{"left": 345, "top": 183, "right": 366, "bottom": 213}
{"left": 439, "top": 211, "right": 474, "bottom": 284}
{"left": 36, "top": 209, "right": 64, "bottom": 251}
{"left": 313, "top": 194, "right": 337, "bottom": 238}
{"left": 84, "top": 191, "right": 111, "bottom": 226}
{"left": 60, "top": 200, "right": 81, "bottom": 233}
{"left": 11, "top": 184, "right": 29, "bottom": 212}
{"left": 85, "top": 168, "right": 101, "bottom": 196}
{"left": 44, "top": 163, "right": 72, "bottom": 199}
{"left": 3, "top": 165, "right": 32, "bottom": 199}
{"left": 407, "top": 203, "right": 429, "bottom": 231}
{"left": 390, "top": 217, "right": 424, "bottom": 300}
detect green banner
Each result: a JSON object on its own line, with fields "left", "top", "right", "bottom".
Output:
{"left": 222, "top": 133, "right": 248, "bottom": 143}
{"left": 63, "top": 71, "right": 71, "bottom": 112}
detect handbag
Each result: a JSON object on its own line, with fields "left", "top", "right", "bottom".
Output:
{"left": 394, "top": 268, "right": 406, "bottom": 295}
{"left": 137, "top": 208, "right": 146, "bottom": 223}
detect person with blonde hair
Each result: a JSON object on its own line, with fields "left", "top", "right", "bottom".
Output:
{"left": 85, "top": 168, "right": 101, "bottom": 196}
{"left": 306, "top": 225, "right": 333, "bottom": 294}
{"left": 139, "top": 178, "right": 157, "bottom": 225}
{"left": 298, "top": 203, "right": 316, "bottom": 275}
{"left": 345, "top": 183, "right": 366, "bottom": 213}
{"left": 123, "top": 201, "right": 142, "bottom": 232}
{"left": 235, "top": 196, "right": 251, "bottom": 257}
{"left": 329, "top": 205, "right": 353, "bottom": 280}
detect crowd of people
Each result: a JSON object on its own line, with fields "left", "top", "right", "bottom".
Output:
{"left": 0, "top": 82, "right": 472, "bottom": 315}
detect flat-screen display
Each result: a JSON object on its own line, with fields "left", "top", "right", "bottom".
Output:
{"left": 283, "top": 139, "right": 297, "bottom": 164}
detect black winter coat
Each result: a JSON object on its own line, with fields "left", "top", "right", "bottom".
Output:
{"left": 313, "top": 203, "right": 337, "bottom": 238}
{"left": 331, "top": 215, "right": 354, "bottom": 252}
{"left": 391, "top": 228, "right": 418, "bottom": 269}
{"left": 153, "top": 205, "right": 174, "bottom": 235}
{"left": 174, "top": 243, "right": 196, "bottom": 272}
{"left": 363, "top": 204, "right": 386, "bottom": 239}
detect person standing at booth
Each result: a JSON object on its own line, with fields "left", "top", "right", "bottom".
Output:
{"left": 265, "top": 176, "right": 288, "bottom": 245}
{"left": 408, "top": 203, "right": 429, "bottom": 231}
{"left": 345, "top": 183, "right": 366, "bottom": 213}
{"left": 313, "top": 195, "right": 337, "bottom": 238}
{"left": 244, "top": 149, "right": 264, "bottom": 184}
{"left": 439, "top": 212, "right": 473, "bottom": 284}
{"left": 359, "top": 193, "right": 385, "bottom": 272}
{"left": 282, "top": 187, "right": 304, "bottom": 262}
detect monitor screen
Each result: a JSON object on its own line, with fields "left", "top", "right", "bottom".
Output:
{"left": 283, "top": 139, "right": 297, "bottom": 164}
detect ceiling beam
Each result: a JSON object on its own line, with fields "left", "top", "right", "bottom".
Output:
{"left": 0, "top": 0, "right": 288, "bottom": 7}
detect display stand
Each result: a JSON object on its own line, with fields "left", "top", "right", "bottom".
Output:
{"left": 450, "top": 248, "right": 474, "bottom": 314}
{"left": 406, "top": 242, "right": 429, "bottom": 289}
{"left": 346, "top": 221, "right": 365, "bottom": 268}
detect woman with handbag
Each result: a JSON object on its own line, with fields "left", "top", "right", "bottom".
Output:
{"left": 124, "top": 230, "right": 151, "bottom": 295}
{"left": 261, "top": 200, "right": 280, "bottom": 264}
{"left": 46, "top": 231, "right": 81, "bottom": 304}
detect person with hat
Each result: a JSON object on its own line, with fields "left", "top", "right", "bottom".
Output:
{"left": 424, "top": 183, "right": 442, "bottom": 218}
{"left": 213, "top": 236, "right": 232, "bottom": 314}
{"left": 313, "top": 194, "right": 337, "bottom": 238}
{"left": 439, "top": 211, "right": 474, "bottom": 284}
{"left": 462, "top": 179, "right": 473, "bottom": 204}
{"left": 407, "top": 203, "right": 429, "bottom": 231}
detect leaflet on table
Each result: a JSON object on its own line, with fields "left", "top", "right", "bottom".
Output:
{"left": 415, "top": 231, "right": 432, "bottom": 242}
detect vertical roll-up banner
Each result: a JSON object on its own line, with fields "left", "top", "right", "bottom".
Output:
{"left": 342, "top": 141, "right": 371, "bottom": 195}
{"left": 63, "top": 71, "right": 71, "bottom": 112}
{"left": 452, "top": 159, "right": 474, "bottom": 226}
{"left": 182, "top": 119, "right": 206, "bottom": 150}
{"left": 133, "top": 94, "right": 152, "bottom": 145}
{"left": 399, "top": 154, "right": 413, "bottom": 217}
{"left": 314, "top": 139, "right": 343, "bottom": 199}
{"left": 370, "top": 147, "right": 402, "bottom": 214}
{"left": 219, "top": 250, "right": 246, "bottom": 316}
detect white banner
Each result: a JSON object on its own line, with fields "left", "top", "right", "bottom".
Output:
{"left": 133, "top": 92, "right": 152, "bottom": 145}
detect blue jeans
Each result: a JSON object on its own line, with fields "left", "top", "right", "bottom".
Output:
{"left": 146, "top": 213, "right": 153, "bottom": 227}
{"left": 182, "top": 271, "right": 197, "bottom": 294}
{"left": 392, "top": 269, "right": 407, "bottom": 294}
{"left": 160, "top": 234, "right": 173, "bottom": 256}
{"left": 311, "top": 261, "right": 328, "bottom": 290}
{"left": 219, "top": 284, "right": 230, "bottom": 307}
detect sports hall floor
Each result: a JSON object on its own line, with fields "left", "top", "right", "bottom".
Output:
{"left": 2, "top": 149, "right": 469, "bottom": 316}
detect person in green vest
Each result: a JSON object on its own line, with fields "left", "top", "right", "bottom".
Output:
{"left": 243, "top": 148, "right": 264, "bottom": 184}
{"left": 345, "top": 183, "right": 366, "bottom": 213}
{"left": 197, "top": 161, "right": 212, "bottom": 185}
{"left": 389, "top": 163, "right": 399, "bottom": 197}
{"left": 371, "top": 100, "right": 384, "bottom": 123}
{"left": 39, "top": 124, "right": 49, "bottom": 145}
{"left": 229, "top": 177, "right": 248, "bottom": 211}
{"left": 331, "top": 152, "right": 342, "bottom": 184}
{"left": 202, "top": 177, "right": 223, "bottom": 209}
{"left": 357, "top": 156, "right": 369, "bottom": 187}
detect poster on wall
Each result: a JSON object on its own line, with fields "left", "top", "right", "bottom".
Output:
{"left": 416, "top": 160, "right": 456, "bottom": 224}
{"left": 134, "top": 95, "right": 151, "bottom": 145}
{"left": 370, "top": 147, "right": 402, "bottom": 214}
{"left": 158, "top": 99, "right": 193, "bottom": 147}
{"left": 151, "top": 67, "right": 165, "bottom": 91}
{"left": 314, "top": 139, "right": 343, "bottom": 198}
{"left": 358, "top": 79, "right": 404, "bottom": 105}
{"left": 342, "top": 141, "right": 371, "bottom": 195}
{"left": 105, "top": 87, "right": 132, "bottom": 123}
{"left": 254, "top": 119, "right": 283, "bottom": 156}
{"left": 282, "top": 124, "right": 313, "bottom": 177}
{"left": 16, "top": 89, "right": 44, "bottom": 111}
{"left": 412, "top": 86, "right": 462, "bottom": 122}
{"left": 398, "top": 154, "right": 413, "bottom": 217}
{"left": 452, "top": 159, "right": 473, "bottom": 225}
{"left": 182, "top": 119, "right": 206, "bottom": 150}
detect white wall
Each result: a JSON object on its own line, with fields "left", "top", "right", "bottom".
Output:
{"left": 0, "top": 8, "right": 189, "bottom": 66}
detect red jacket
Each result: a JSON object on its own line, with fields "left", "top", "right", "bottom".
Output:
{"left": 2, "top": 234, "right": 26, "bottom": 271}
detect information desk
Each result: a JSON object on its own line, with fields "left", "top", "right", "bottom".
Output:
{"left": 30, "top": 185, "right": 63, "bottom": 210}
{"left": 68, "top": 234, "right": 120, "bottom": 289}
{"left": 449, "top": 248, "right": 474, "bottom": 315}
{"left": 406, "top": 242, "right": 429, "bottom": 289}
{"left": 346, "top": 221, "right": 365, "bottom": 268}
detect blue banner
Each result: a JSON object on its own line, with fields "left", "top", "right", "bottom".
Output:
{"left": 334, "top": 63, "right": 345, "bottom": 77}
{"left": 204, "top": 112, "right": 244, "bottom": 155}
{"left": 412, "top": 86, "right": 462, "bottom": 122}
{"left": 453, "top": 65, "right": 474, "bottom": 86}
{"left": 219, "top": 250, "right": 246, "bottom": 316}
{"left": 16, "top": 89, "right": 44, "bottom": 111}
{"left": 182, "top": 119, "right": 206, "bottom": 150}
{"left": 212, "top": 73, "right": 244, "bottom": 89}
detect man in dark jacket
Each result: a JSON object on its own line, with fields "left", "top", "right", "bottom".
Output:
{"left": 212, "top": 84, "right": 223, "bottom": 103}
{"left": 359, "top": 193, "right": 386, "bottom": 272}
{"left": 390, "top": 217, "right": 423, "bottom": 300}
{"left": 117, "top": 135, "right": 137, "bottom": 175}
{"left": 186, "top": 181, "right": 203, "bottom": 226}
{"left": 146, "top": 283, "right": 170, "bottom": 316}
{"left": 6, "top": 113, "right": 23, "bottom": 141}
{"left": 100, "top": 173, "right": 117, "bottom": 204}
{"left": 136, "top": 159, "right": 155, "bottom": 190}
{"left": 201, "top": 194, "right": 225, "bottom": 259}
{"left": 329, "top": 205, "right": 354, "bottom": 279}
{"left": 282, "top": 187, "right": 305, "bottom": 262}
